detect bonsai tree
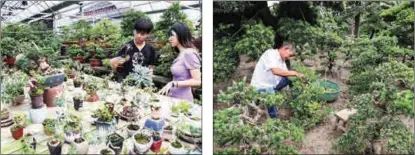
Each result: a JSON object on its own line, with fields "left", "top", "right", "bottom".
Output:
{"left": 0, "top": 37, "right": 18, "bottom": 57}
{"left": 42, "top": 118, "right": 57, "bottom": 136}
{"left": 91, "top": 18, "right": 120, "bottom": 47}
{"left": 95, "top": 104, "right": 116, "bottom": 123}
{"left": 68, "top": 45, "right": 85, "bottom": 58}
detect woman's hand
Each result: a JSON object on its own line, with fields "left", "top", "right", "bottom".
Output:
{"left": 158, "top": 81, "right": 175, "bottom": 96}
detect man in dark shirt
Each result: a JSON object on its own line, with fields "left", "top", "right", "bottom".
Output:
{"left": 110, "top": 18, "right": 156, "bottom": 79}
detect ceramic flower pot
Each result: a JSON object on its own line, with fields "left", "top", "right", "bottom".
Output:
{"left": 64, "top": 130, "right": 81, "bottom": 144}
{"left": 132, "top": 133, "right": 153, "bottom": 154}
{"left": 4, "top": 56, "right": 16, "bottom": 65}
{"left": 29, "top": 105, "right": 47, "bottom": 124}
{"left": 95, "top": 119, "right": 116, "bottom": 136}
{"left": 44, "top": 86, "right": 64, "bottom": 107}
{"left": 86, "top": 93, "right": 99, "bottom": 102}
{"left": 11, "top": 127, "right": 24, "bottom": 140}
{"left": 73, "top": 137, "right": 89, "bottom": 154}
{"left": 30, "top": 94, "right": 44, "bottom": 109}
{"left": 99, "top": 148, "right": 115, "bottom": 155}
{"left": 13, "top": 95, "right": 25, "bottom": 106}
{"left": 150, "top": 136, "right": 163, "bottom": 153}
{"left": 73, "top": 56, "right": 84, "bottom": 63}
{"left": 89, "top": 59, "right": 101, "bottom": 67}
{"left": 47, "top": 139, "right": 62, "bottom": 155}
{"left": 73, "top": 98, "right": 83, "bottom": 111}
{"left": 144, "top": 118, "right": 165, "bottom": 133}
{"left": 169, "top": 142, "right": 186, "bottom": 154}
{"left": 127, "top": 124, "right": 140, "bottom": 137}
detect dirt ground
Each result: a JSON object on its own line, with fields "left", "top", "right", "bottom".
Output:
{"left": 213, "top": 57, "right": 415, "bottom": 154}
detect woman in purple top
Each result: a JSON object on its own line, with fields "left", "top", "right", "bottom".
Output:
{"left": 158, "top": 23, "right": 201, "bottom": 103}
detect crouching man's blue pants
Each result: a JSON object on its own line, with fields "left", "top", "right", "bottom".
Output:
{"left": 257, "top": 77, "right": 292, "bottom": 119}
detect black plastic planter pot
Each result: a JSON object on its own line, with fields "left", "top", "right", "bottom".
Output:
{"left": 31, "top": 94, "right": 44, "bottom": 109}
{"left": 74, "top": 81, "right": 82, "bottom": 88}
{"left": 73, "top": 98, "right": 83, "bottom": 111}
{"left": 47, "top": 140, "right": 62, "bottom": 155}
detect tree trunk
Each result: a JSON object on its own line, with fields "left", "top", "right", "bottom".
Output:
{"left": 369, "top": 29, "right": 376, "bottom": 39}
{"left": 354, "top": 13, "right": 361, "bottom": 38}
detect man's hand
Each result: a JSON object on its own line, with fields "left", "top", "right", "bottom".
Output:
{"left": 110, "top": 57, "right": 128, "bottom": 71}
{"left": 294, "top": 71, "right": 304, "bottom": 77}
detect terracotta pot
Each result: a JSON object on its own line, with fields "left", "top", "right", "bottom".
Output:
{"left": 89, "top": 59, "right": 101, "bottom": 67}
{"left": 4, "top": 56, "right": 15, "bottom": 65}
{"left": 11, "top": 127, "right": 24, "bottom": 140}
{"left": 13, "top": 95, "right": 25, "bottom": 106}
{"left": 73, "top": 56, "right": 84, "bottom": 63}
{"left": 44, "top": 86, "right": 64, "bottom": 107}
{"left": 86, "top": 93, "right": 99, "bottom": 102}
{"left": 68, "top": 74, "right": 75, "bottom": 79}
{"left": 47, "top": 140, "right": 62, "bottom": 155}
{"left": 30, "top": 94, "right": 44, "bottom": 109}
{"left": 150, "top": 137, "right": 163, "bottom": 152}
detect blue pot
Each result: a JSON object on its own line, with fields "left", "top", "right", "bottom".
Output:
{"left": 144, "top": 118, "right": 165, "bottom": 132}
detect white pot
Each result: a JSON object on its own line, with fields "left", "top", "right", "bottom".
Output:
{"left": 64, "top": 130, "right": 81, "bottom": 144}
{"left": 132, "top": 133, "right": 153, "bottom": 153}
{"left": 73, "top": 138, "right": 89, "bottom": 154}
{"left": 29, "top": 105, "right": 47, "bottom": 124}
{"left": 126, "top": 125, "right": 140, "bottom": 137}
{"left": 169, "top": 143, "right": 186, "bottom": 154}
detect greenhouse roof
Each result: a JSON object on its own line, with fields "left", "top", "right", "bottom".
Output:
{"left": 1, "top": 1, "right": 201, "bottom": 26}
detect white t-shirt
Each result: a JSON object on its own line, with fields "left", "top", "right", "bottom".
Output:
{"left": 250, "top": 49, "right": 288, "bottom": 89}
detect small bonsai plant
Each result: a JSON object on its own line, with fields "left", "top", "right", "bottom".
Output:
{"left": 85, "top": 81, "right": 99, "bottom": 102}
{"left": 95, "top": 104, "right": 116, "bottom": 123}
{"left": 63, "top": 114, "right": 82, "bottom": 134}
{"left": 42, "top": 118, "right": 57, "bottom": 136}
{"left": 73, "top": 93, "right": 83, "bottom": 111}
{"left": 10, "top": 113, "right": 27, "bottom": 140}
{"left": 1, "top": 75, "right": 27, "bottom": 106}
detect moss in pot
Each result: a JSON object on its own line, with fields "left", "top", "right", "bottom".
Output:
{"left": 171, "top": 141, "right": 182, "bottom": 148}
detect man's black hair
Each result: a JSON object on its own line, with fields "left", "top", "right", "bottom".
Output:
{"left": 134, "top": 18, "right": 153, "bottom": 33}
{"left": 274, "top": 33, "right": 284, "bottom": 49}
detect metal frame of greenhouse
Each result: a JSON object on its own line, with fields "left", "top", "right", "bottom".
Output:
{"left": 0, "top": 1, "right": 201, "bottom": 33}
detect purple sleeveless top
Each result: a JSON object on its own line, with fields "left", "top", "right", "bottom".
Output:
{"left": 169, "top": 49, "right": 201, "bottom": 103}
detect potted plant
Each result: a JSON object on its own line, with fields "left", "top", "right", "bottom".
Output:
{"left": 119, "top": 102, "right": 140, "bottom": 122}
{"left": 171, "top": 105, "right": 180, "bottom": 117}
{"left": 63, "top": 115, "right": 82, "bottom": 143}
{"left": 1, "top": 37, "right": 17, "bottom": 65}
{"left": 69, "top": 45, "right": 85, "bottom": 63}
{"left": 163, "top": 125, "right": 173, "bottom": 135}
{"left": 73, "top": 137, "right": 88, "bottom": 154}
{"left": 73, "top": 77, "right": 83, "bottom": 88}
{"left": 47, "top": 137, "right": 62, "bottom": 155}
{"left": 1, "top": 108, "right": 10, "bottom": 120}
{"left": 42, "top": 118, "right": 57, "bottom": 136}
{"left": 94, "top": 104, "right": 116, "bottom": 135}
{"left": 169, "top": 140, "right": 186, "bottom": 154}
{"left": 144, "top": 102, "right": 165, "bottom": 133}
{"left": 73, "top": 94, "right": 83, "bottom": 111}
{"left": 10, "top": 113, "right": 27, "bottom": 140}
{"left": 133, "top": 131, "right": 153, "bottom": 153}
{"left": 85, "top": 81, "right": 99, "bottom": 102}
{"left": 1, "top": 76, "right": 27, "bottom": 106}
{"left": 89, "top": 45, "right": 105, "bottom": 67}
{"left": 150, "top": 132, "right": 163, "bottom": 153}
{"left": 107, "top": 132, "right": 124, "bottom": 154}
{"left": 99, "top": 148, "right": 115, "bottom": 155}
{"left": 127, "top": 123, "right": 140, "bottom": 137}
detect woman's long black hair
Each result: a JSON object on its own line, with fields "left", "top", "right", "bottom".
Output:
{"left": 168, "top": 23, "right": 195, "bottom": 53}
